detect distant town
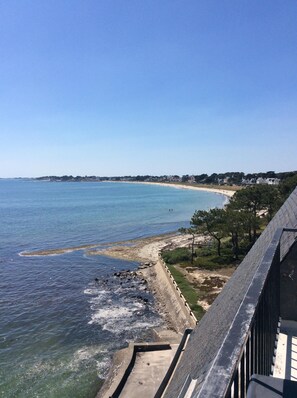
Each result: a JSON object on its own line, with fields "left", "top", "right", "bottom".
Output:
{"left": 35, "top": 171, "right": 297, "bottom": 186}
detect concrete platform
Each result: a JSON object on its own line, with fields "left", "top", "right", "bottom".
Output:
{"left": 274, "top": 320, "right": 297, "bottom": 380}
{"left": 97, "top": 342, "right": 180, "bottom": 398}
{"left": 119, "top": 345, "right": 178, "bottom": 398}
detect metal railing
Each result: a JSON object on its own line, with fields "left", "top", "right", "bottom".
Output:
{"left": 190, "top": 228, "right": 297, "bottom": 398}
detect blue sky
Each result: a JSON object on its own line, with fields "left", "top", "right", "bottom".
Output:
{"left": 1, "top": 1, "right": 296, "bottom": 177}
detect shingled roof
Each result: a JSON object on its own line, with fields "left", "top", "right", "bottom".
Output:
{"left": 164, "top": 187, "right": 297, "bottom": 398}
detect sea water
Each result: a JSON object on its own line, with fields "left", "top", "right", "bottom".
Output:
{"left": 0, "top": 180, "right": 225, "bottom": 397}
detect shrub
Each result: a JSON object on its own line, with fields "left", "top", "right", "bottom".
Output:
{"left": 161, "top": 248, "right": 191, "bottom": 264}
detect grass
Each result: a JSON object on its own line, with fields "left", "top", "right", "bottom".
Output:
{"left": 161, "top": 238, "right": 253, "bottom": 319}
{"left": 192, "top": 254, "right": 238, "bottom": 270}
{"left": 167, "top": 264, "right": 205, "bottom": 320}
{"left": 162, "top": 243, "right": 241, "bottom": 271}
{"left": 161, "top": 247, "right": 191, "bottom": 264}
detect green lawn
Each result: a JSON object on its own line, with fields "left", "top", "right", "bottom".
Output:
{"left": 167, "top": 264, "right": 205, "bottom": 320}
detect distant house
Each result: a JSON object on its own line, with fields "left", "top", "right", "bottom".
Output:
{"left": 188, "top": 175, "right": 196, "bottom": 183}
{"left": 167, "top": 175, "right": 182, "bottom": 183}
{"left": 218, "top": 177, "right": 230, "bottom": 185}
{"left": 266, "top": 178, "right": 280, "bottom": 185}
{"left": 256, "top": 177, "right": 280, "bottom": 185}
{"left": 242, "top": 178, "right": 256, "bottom": 185}
{"left": 256, "top": 177, "right": 266, "bottom": 184}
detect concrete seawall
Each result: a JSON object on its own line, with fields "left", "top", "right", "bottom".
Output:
{"left": 156, "top": 255, "right": 197, "bottom": 332}
{"left": 97, "top": 251, "right": 198, "bottom": 397}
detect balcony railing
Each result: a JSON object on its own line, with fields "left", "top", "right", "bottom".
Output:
{"left": 191, "top": 228, "right": 297, "bottom": 398}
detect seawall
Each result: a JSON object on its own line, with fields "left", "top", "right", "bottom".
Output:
{"left": 155, "top": 255, "right": 197, "bottom": 332}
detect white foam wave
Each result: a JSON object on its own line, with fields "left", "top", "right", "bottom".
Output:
{"left": 84, "top": 288, "right": 108, "bottom": 298}
{"left": 100, "top": 317, "right": 158, "bottom": 334}
{"left": 132, "top": 320, "right": 159, "bottom": 328}
{"left": 88, "top": 306, "right": 133, "bottom": 325}
{"left": 26, "top": 345, "right": 109, "bottom": 376}
{"left": 70, "top": 345, "right": 108, "bottom": 371}
{"left": 84, "top": 288, "right": 95, "bottom": 295}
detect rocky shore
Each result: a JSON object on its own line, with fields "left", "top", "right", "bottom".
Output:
{"left": 94, "top": 231, "right": 235, "bottom": 397}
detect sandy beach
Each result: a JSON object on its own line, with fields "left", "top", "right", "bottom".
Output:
{"left": 115, "top": 180, "right": 237, "bottom": 198}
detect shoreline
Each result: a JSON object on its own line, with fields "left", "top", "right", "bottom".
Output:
{"left": 19, "top": 232, "right": 179, "bottom": 257}
{"left": 94, "top": 231, "right": 235, "bottom": 397}
{"left": 95, "top": 232, "right": 200, "bottom": 398}
{"left": 111, "top": 180, "right": 236, "bottom": 198}
{"left": 21, "top": 181, "right": 235, "bottom": 258}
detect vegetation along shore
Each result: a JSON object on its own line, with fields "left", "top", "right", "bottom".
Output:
{"left": 96, "top": 173, "right": 297, "bottom": 336}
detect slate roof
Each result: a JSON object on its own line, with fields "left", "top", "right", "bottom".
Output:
{"left": 164, "top": 187, "right": 297, "bottom": 398}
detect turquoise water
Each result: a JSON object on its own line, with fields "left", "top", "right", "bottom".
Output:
{"left": 0, "top": 180, "right": 225, "bottom": 397}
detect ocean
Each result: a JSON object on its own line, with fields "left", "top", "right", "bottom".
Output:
{"left": 0, "top": 179, "right": 225, "bottom": 397}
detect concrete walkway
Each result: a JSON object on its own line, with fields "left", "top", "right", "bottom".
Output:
{"left": 274, "top": 320, "right": 297, "bottom": 380}
{"left": 119, "top": 345, "right": 178, "bottom": 398}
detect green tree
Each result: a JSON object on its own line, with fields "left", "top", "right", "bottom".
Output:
{"left": 260, "top": 185, "right": 282, "bottom": 221}
{"left": 191, "top": 208, "right": 226, "bottom": 256}
{"left": 179, "top": 227, "right": 196, "bottom": 264}
{"left": 223, "top": 209, "right": 247, "bottom": 260}
{"left": 279, "top": 174, "right": 297, "bottom": 200}
{"left": 181, "top": 174, "right": 189, "bottom": 183}
{"left": 228, "top": 185, "right": 277, "bottom": 242}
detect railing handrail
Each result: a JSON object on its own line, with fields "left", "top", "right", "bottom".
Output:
{"left": 194, "top": 228, "right": 286, "bottom": 398}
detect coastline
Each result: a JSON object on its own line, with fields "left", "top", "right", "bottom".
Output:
{"left": 21, "top": 182, "right": 233, "bottom": 257}
{"left": 17, "top": 180, "right": 236, "bottom": 395}
{"left": 95, "top": 232, "right": 199, "bottom": 398}
{"left": 89, "top": 232, "right": 203, "bottom": 335}
{"left": 94, "top": 231, "right": 235, "bottom": 398}
{"left": 114, "top": 180, "right": 237, "bottom": 198}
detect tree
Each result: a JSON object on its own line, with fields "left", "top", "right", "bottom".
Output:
{"left": 181, "top": 174, "right": 189, "bottom": 183}
{"left": 279, "top": 174, "right": 297, "bottom": 200}
{"left": 205, "top": 173, "right": 218, "bottom": 184}
{"left": 228, "top": 185, "right": 275, "bottom": 242}
{"left": 194, "top": 174, "right": 208, "bottom": 183}
{"left": 224, "top": 209, "right": 247, "bottom": 260}
{"left": 191, "top": 208, "right": 226, "bottom": 256}
{"left": 260, "top": 185, "right": 282, "bottom": 221}
{"left": 179, "top": 227, "right": 196, "bottom": 264}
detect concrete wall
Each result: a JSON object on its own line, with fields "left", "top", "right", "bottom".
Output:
{"left": 156, "top": 255, "right": 197, "bottom": 330}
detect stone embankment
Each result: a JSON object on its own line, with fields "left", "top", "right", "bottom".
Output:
{"left": 111, "top": 257, "right": 197, "bottom": 334}
{"left": 155, "top": 255, "right": 197, "bottom": 331}
{"left": 96, "top": 238, "right": 199, "bottom": 398}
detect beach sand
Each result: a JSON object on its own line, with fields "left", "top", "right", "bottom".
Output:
{"left": 115, "top": 180, "right": 237, "bottom": 198}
